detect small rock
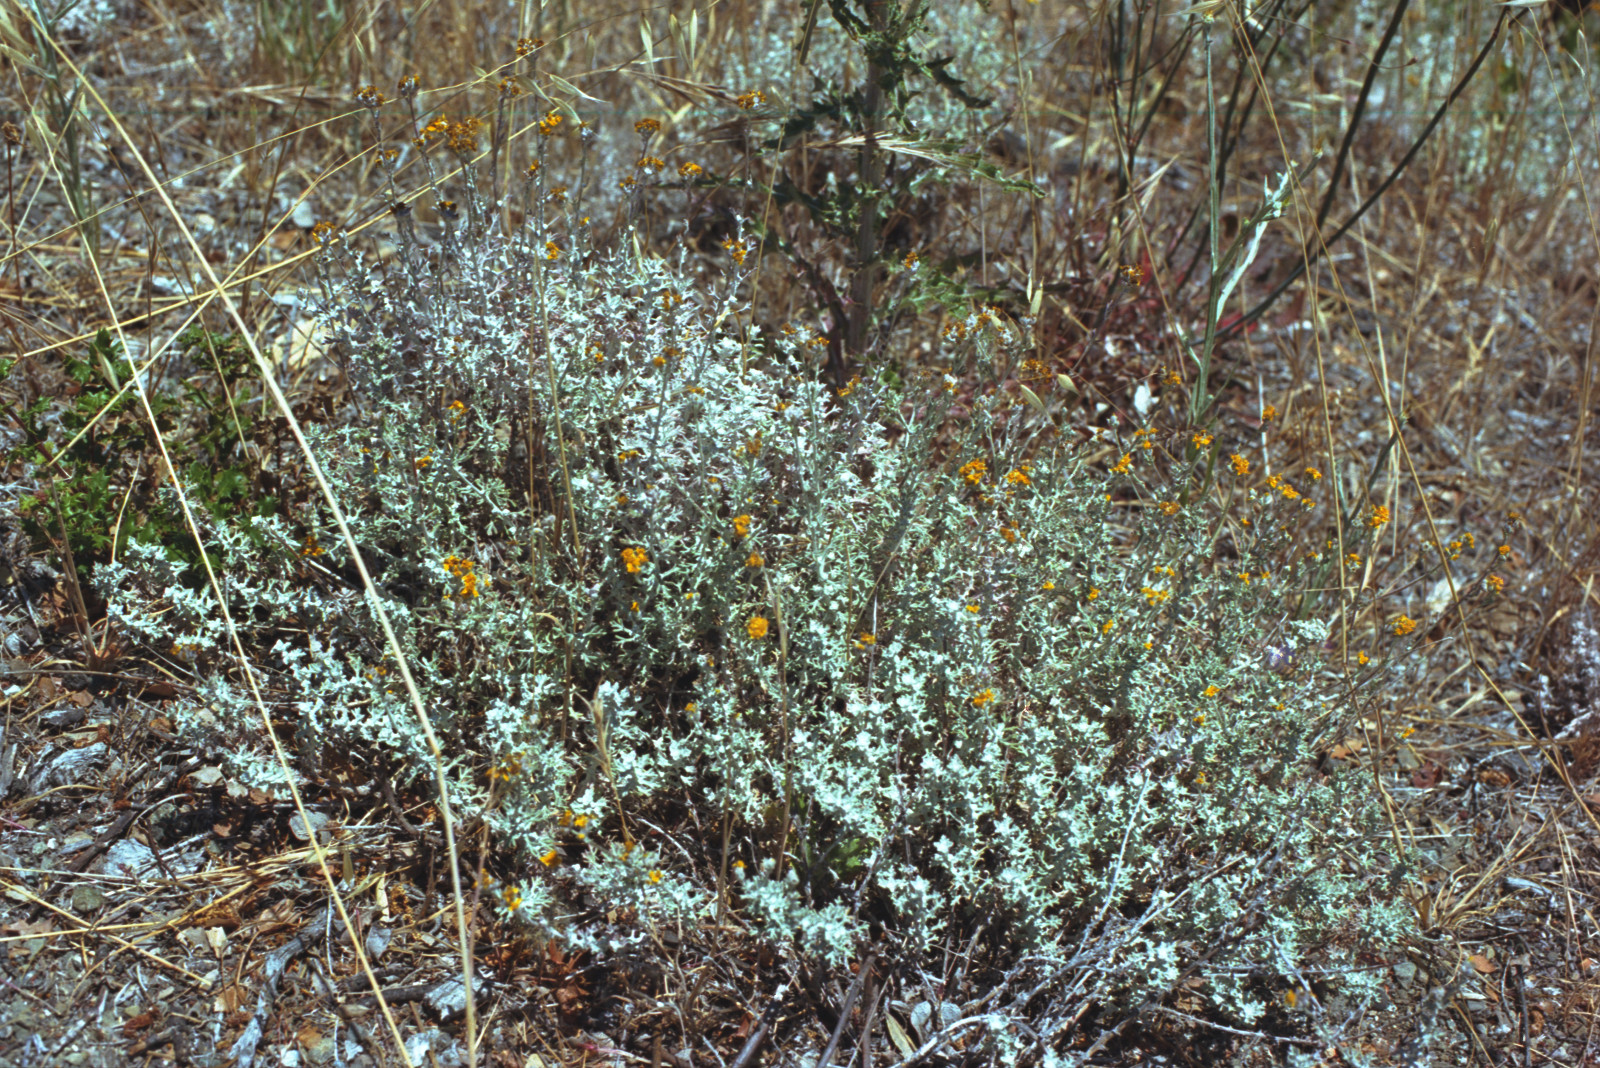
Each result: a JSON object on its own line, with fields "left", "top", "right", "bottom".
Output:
{"left": 405, "top": 1030, "right": 441, "bottom": 1065}
{"left": 39, "top": 706, "right": 86, "bottom": 729}
{"left": 57, "top": 831, "right": 96, "bottom": 857}
{"left": 365, "top": 926, "right": 392, "bottom": 962}
{"left": 909, "top": 1000, "right": 961, "bottom": 1038}
{"left": 288, "top": 811, "right": 330, "bottom": 843}
{"left": 190, "top": 766, "right": 224, "bottom": 788}
{"left": 95, "top": 840, "right": 160, "bottom": 879}
{"left": 291, "top": 200, "right": 316, "bottom": 228}
{"left": 303, "top": 1033, "right": 338, "bottom": 1067}
{"left": 70, "top": 884, "right": 106, "bottom": 914}
{"left": 425, "top": 979, "right": 468, "bottom": 1020}
{"left": 1392, "top": 961, "right": 1418, "bottom": 985}
{"left": 27, "top": 743, "right": 109, "bottom": 793}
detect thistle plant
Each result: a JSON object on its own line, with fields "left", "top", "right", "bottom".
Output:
{"left": 90, "top": 76, "right": 1427, "bottom": 1058}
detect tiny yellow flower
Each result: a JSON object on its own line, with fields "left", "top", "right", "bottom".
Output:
{"left": 1203, "top": 685, "right": 1220, "bottom": 697}
{"left": 959, "top": 458, "right": 988, "bottom": 485}
{"left": 1111, "top": 453, "right": 1133, "bottom": 475}
{"left": 685, "top": 702, "right": 697, "bottom": 713}
{"left": 1304, "top": 467, "right": 1322, "bottom": 481}
{"left": 622, "top": 546, "right": 649, "bottom": 573}
{"left": 540, "top": 850, "right": 560, "bottom": 867}
{"left": 1391, "top": 615, "right": 1418, "bottom": 637}
{"left": 1100, "top": 619, "right": 1116, "bottom": 634}
{"left": 1193, "top": 713, "right": 1206, "bottom": 726}
{"left": 747, "top": 616, "right": 770, "bottom": 639}
{"left": 732, "top": 514, "right": 752, "bottom": 538}
{"left": 648, "top": 869, "right": 663, "bottom": 884}
{"left": 856, "top": 632, "right": 876, "bottom": 648}
{"left": 970, "top": 688, "right": 995, "bottom": 708}
{"left": 966, "top": 603, "right": 981, "bottom": 614}
{"left": 1157, "top": 500, "right": 1181, "bottom": 516}
{"left": 1486, "top": 574, "right": 1504, "bottom": 592}
{"left": 1229, "top": 453, "right": 1249, "bottom": 476}
{"left": 745, "top": 552, "right": 764, "bottom": 568}
{"left": 1041, "top": 580, "right": 1055, "bottom": 590}
{"left": 1192, "top": 431, "right": 1213, "bottom": 447}
{"left": 1497, "top": 544, "right": 1511, "bottom": 557}
{"left": 1357, "top": 651, "right": 1370, "bottom": 665}
{"left": 1366, "top": 505, "right": 1390, "bottom": 529}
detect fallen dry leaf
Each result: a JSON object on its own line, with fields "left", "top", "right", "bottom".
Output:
{"left": 122, "top": 1010, "right": 158, "bottom": 1037}
{"left": 1410, "top": 762, "right": 1444, "bottom": 789}
{"left": 1477, "top": 767, "right": 1512, "bottom": 788}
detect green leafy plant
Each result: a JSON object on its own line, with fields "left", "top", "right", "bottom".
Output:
{"left": 6, "top": 326, "right": 271, "bottom": 583}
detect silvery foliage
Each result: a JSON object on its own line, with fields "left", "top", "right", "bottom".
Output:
{"left": 102, "top": 168, "right": 1409, "bottom": 1047}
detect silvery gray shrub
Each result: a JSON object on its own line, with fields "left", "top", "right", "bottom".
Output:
{"left": 95, "top": 117, "right": 1411, "bottom": 1059}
